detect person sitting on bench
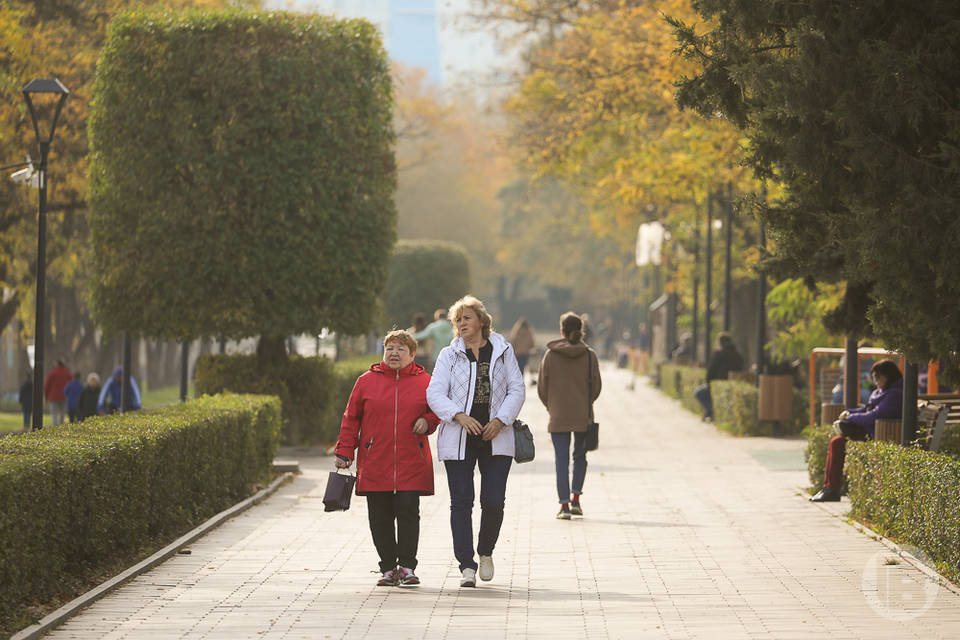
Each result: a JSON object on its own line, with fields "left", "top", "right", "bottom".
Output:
{"left": 810, "top": 359, "right": 903, "bottom": 502}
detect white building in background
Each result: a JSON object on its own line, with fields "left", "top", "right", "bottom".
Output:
{"left": 266, "top": 0, "right": 514, "bottom": 91}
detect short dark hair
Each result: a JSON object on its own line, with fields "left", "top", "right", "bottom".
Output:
{"left": 717, "top": 332, "right": 734, "bottom": 347}
{"left": 871, "top": 359, "right": 902, "bottom": 383}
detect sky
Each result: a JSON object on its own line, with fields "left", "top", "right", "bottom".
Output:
{"left": 264, "top": 0, "right": 517, "bottom": 92}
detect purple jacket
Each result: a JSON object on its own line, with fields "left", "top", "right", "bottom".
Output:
{"left": 846, "top": 378, "right": 903, "bottom": 436}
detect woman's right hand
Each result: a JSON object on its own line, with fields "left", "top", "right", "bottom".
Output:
{"left": 334, "top": 455, "right": 352, "bottom": 469}
{"left": 454, "top": 412, "right": 484, "bottom": 436}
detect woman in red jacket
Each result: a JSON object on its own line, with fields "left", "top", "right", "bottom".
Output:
{"left": 334, "top": 330, "right": 439, "bottom": 587}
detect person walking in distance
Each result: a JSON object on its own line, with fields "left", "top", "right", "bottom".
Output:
{"left": 334, "top": 330, "right": 439, "bottom": 586}
{"left": 538, "top": 312, "right": 602, "bottom": 519}
{"left": 426, "top": 295, "right": 525, "bottom": 587}
{"left": 508, "top": 317, "right": 536, "bottom": 379}
{"left": 413, "top": 309, "right": 455, "bottom": 373}
{"left": 44, "top": 358, "right": 73, "bottom": 426}
{"left": 64, "top": 371, "right": 84, "bottom": 423}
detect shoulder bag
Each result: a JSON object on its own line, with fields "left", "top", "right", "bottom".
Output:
{"left": 513, "top": 418, "right": 535, "bottom": 463}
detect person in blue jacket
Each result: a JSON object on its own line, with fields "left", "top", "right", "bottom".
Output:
{"left": 64, "top": 371, "right": 84, "bottom": 423}
{"left": 810, "top": 359, "right": 903, "bottom": 502}
{"left": 97, "top": 366, "right": 142, "bottom": 414}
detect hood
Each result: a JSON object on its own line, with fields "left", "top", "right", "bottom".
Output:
{"left": 369, "top": 361, "right": 427, "bottom": 377}
{"left": 546, "top": 338, "right": 589, "bottom": 358}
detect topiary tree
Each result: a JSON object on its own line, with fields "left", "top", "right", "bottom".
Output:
{"left": 88, "top": 9, "right": 396, "bottom": 366}
{"left": 384, "top": 240, "right": 470, "bottom": 330}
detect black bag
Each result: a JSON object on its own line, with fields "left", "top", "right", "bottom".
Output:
{"left": 585, "top": 421, "right": 599, "bottom": 451}
{"left": 323, "top": 468, "right": 356, "bottom": 512}
{"left": 513, "top": 419, "right": 535, "bottom": 463}
{"left": 585, "top": 352, "right": 599, "bottom": 451}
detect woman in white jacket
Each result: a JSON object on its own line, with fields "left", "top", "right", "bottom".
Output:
{"left": 426, "top": 295, "right": 525, "bottom": 587}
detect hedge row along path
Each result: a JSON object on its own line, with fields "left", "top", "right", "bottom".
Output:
{"left": 39, "top": 367, "right": 960, "bottom": 638}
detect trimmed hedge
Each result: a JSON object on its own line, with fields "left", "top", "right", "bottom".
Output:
{"left": 846, "top": 441, "right": 960, "bottom": 582}
{"left": 0, "top": 394, "right": 280, "bottom": 624}
{"left": 384, "top": 241, "right": 470, "bottom": 331}
{"left": 659, "top": 363, "right": 807, "bottom": 435}
{"left": 195, "top": 353, "right": 378, "bottom": 445}
{"left": 804, "top": 423, "right": 834, "bottom": 492}
{"left": 90, "top": 9, "right": 396, "bottom": 340}
{"left": 195, "top": 354, "right": 335, "bottom": 445}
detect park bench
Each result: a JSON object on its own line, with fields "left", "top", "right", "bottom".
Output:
{"left": 873, "top": 393, "right": 960, "bottom": 452}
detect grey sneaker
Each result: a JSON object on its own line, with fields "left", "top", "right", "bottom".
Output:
{"left": 460, "top": 567, "right": 477, "bottom": 587}
{"left": 569, "top": 501, "right": 583, "bottom": 516}
{"left": 377, "top": 568, "right": 399, "bottom": 586}
{"left": 556, "top": 504, "right": 571, "bottom": 520}
{"left": 397, "top": 566, "right": 420, "bottom": 586}
{"left": 478, "top": 555, "right": 494, "bottom": 581}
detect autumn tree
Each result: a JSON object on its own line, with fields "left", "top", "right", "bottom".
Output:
{"left": 480, "top": 0, "right": 763, "bottom": 343}
{"left": 89, "top": 10, "right": 395, "bottom": 366}
{"left": 672, "top": 0, "right": 960, "bottom": 377}
{"left": 392, "top": 66, "right": 513, "bottom": 301}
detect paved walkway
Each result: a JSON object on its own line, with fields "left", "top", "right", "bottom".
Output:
{"left": 46, "top": 366, "right": 960, "bottom": 639}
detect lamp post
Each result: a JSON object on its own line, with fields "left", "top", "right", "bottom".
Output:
{"left": 23, "top": 78, "right": 69, "bottom": 431}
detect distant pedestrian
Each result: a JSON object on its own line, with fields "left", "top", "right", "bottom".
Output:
{"left": 694, "top": 333, "right": 744, "bottom": 421}
{"left": 426, "top": 295, "right": 525, "bottom": 588}
{"left": 44, "top": 358, "right": 73, "bottom": 426}
{"left": 537, "top": 312, "right": 602, "bottom": 520}
{"left": 408, "top": 312, "right": 432, "bottom": 370}
{"left": 18, "top": 375, "right": 32, "bottom": 429}
{"left": 78, "top": 373, "right": 102, "bottom": 422}
{"left": 334, "top": 330, "right": 438, "bottom": 587}
{"left": 64, "top": 371, "right": 84, "bottom": 423}
{"left": 98, "top": 367, "right": 142, "bottom": 414}
{"left": 508, "top": 317, "right": 536, "bottom": 377}
{"left": 413, "top": 309, "right": 455, "bottom": 372}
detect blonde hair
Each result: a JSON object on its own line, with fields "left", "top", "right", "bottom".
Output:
{"left": 86, "top": 372, "right": 101, "bottom": 387}
{"left": 449, "top": 295, "right": 493, "bottom": 339}
{"left": 383, "top": 329, "right": 417, "bottom": 354}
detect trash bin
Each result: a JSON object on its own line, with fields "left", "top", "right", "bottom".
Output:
{"left": 758, "top": 374, "right": 793, "bottom": 421}
{"left": 820, "top": 403, "right": 844, "bottom": 426}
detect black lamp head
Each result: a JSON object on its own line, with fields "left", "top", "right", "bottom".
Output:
{"left": 22, "top": 78, "right": 70, "bottom": 147}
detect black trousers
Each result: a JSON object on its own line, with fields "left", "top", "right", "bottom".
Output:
{"left": 366, "top": 491, "right": 420, "bottom": 572}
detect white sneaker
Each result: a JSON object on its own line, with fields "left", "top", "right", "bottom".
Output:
{"left": 460, "top": 567, "right": 477, "bottom": 587}
{"left": 478, "top": 555, "right": 494, "bottom": 581}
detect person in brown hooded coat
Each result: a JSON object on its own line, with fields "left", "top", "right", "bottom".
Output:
{"left": 537, "top": 312, "right": 602, "bottom": 520}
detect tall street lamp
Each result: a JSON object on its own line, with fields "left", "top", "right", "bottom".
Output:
{"left": 23, "top": 78, "right": 69, "bottom": 430}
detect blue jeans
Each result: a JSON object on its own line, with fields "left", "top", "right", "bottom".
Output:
{"left": 443, "top": 449, "right": 512, "bottom": 572}
{"left": 551, "top": 432, "right": 587, "bottom": 504}
{"left": 695, "top": 384, "right": 712, "bottom": 418}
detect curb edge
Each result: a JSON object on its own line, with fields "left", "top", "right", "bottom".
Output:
{"left": 11, "top": 472, "right": 294, "bottom": 640}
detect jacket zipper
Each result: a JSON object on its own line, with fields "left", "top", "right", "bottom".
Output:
{"left": 394, "top": 369, "right": 400, "bottom": 492}
{"left": 461, "top": 357, "right": 474, "bottom": 459}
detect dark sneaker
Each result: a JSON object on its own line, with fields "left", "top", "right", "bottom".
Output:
{"left": 377, "top": 568, "right": 399, "bottom": 586}
{"left": 569, "top": 501, "right": 583, "bottom": 516}
{"left": 809, "top": 487, "right": 841, "bottom": 502}
{"left": 556, "top": 504, "right": 571, "bottom": 520}
{"left": 397, "top": 567, "right": 420, "bottom": 586}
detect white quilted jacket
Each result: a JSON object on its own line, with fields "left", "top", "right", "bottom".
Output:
{"left": 426, "top": 332, "right": 526, "bottom": 461}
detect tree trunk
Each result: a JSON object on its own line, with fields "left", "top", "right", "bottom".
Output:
{"left": 257, "top": 335, "right": 288, "bottom": 370}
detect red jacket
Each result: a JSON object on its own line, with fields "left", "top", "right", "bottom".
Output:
{"left": 44, "top": 365, "right": 73, "bottom": 403}
{"left": 335, "top": 361, "right": 439, "bottom": 496}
